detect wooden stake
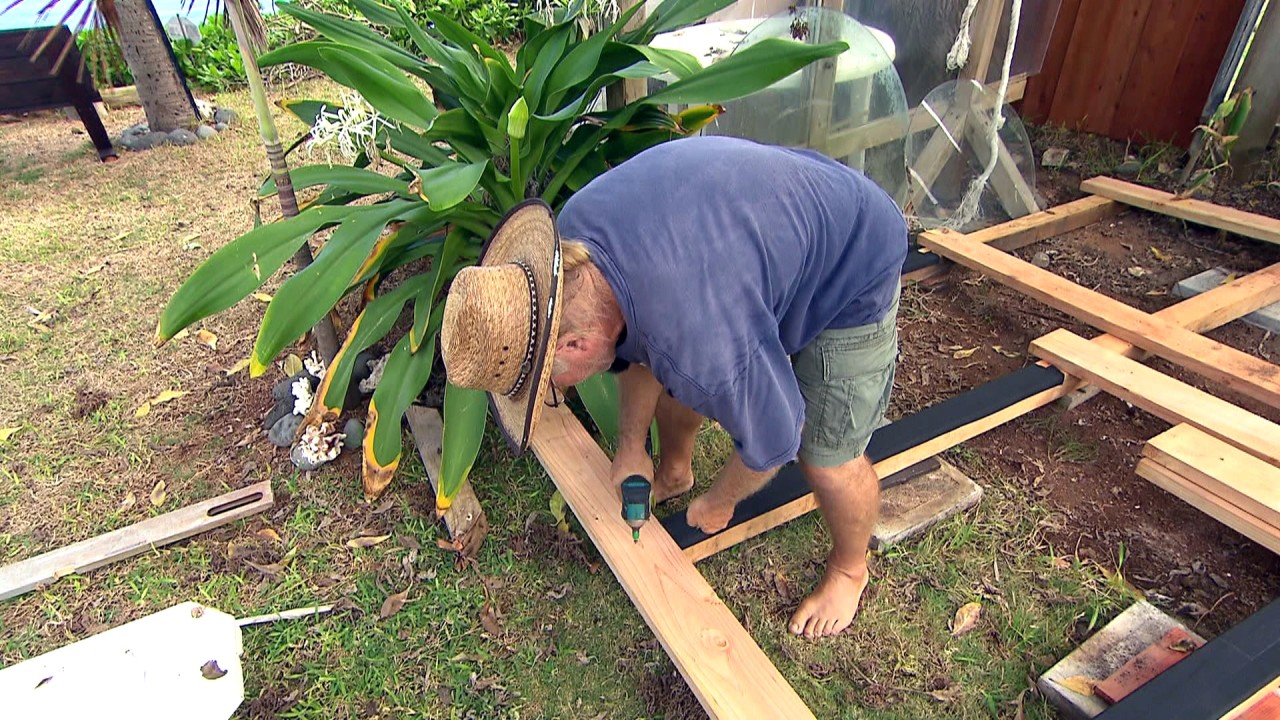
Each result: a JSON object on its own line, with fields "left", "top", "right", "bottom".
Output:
{"left": 0, "top": 482, "right": 273, "bottom": 602}
{"left": 405, "top": 405, "right": 487, "bottom": 557}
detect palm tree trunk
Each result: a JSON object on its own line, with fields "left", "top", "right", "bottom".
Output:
{"left": 226, "top": 0, "right": 340, "bottom": 363}
{"left": 113, "top": 0, "right": 197, "bottom": 132}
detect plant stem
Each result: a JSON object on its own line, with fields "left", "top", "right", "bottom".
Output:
{"left": 225, "top": 0, "right": 340, "bottom": 363}
{"left": 509, "top": 137, "right": 523, "bottom": 200}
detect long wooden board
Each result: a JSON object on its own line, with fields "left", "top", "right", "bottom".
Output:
{"left": 686, "top": 262, "right": 1280, "bottom": 562}
{"left": 1081, "top": 176, "right": 1280, "bottom": 247}
{"left": 1136, "top": 459, "right": 1280, "bottom": 555}
{"left": 1145, "top": 424, "right": 1280, "bottom": 530}
{"left": 920, "top": 230, "right": 1280, "bottom": 408}
{"left": 529, "top": 404, "right": 814, "bottom": 719}
{"left": 1031, "top": 329, "right": 1280, "bottom": 468}
{"left": 0, "top": 481, "right": 273, "bottom": 602}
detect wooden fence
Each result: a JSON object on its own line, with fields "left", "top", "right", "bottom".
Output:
{"left": 1021, "top": 0, "right": 1247, "bottom": 147}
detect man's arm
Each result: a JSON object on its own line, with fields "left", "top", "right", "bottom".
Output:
{"left": 610, "top": 363, "right": 663, "bottom": 488}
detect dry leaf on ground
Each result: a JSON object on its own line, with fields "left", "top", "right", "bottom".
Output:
{"left": 346, "top": 534, "right": 391, "bottom": 549}
{"left": 200, "top": 660, "right": 227, "bottom": 680}
{"left": 120, "top": 491, "right": 136, "bottom": 510}
{"left": 992, "top": 345, "right": 1021, "bottom": 358}
{"left": 226, "top": 358, "right": 250, "bottom": 376}
{"left": 380, "top": 589, "right": 409, "bottom": 619}
{"left": 1150, "top": 246, "right": 1170, "bottom": 262}
{"left": 149, "top": 479, "right": 167, "bottom": 507}
{"left": 0, "top": 427, "right": 20, "bottom": 443}
{"left": 950, "top": 601, "right": 982, "bottom": 636}
{"left": 1057, "top": 675, "right": 1097, "bottom": 696}
{"left": 256, "top": 528, "right": 282, "bottom": 543}
{"left": 952, "top": 347, "right": 978, "bottom": 359}
{"left": 283, "top": 354, "right": 304, "bottom": 376}
{"left": 480, "top": 602, "right": 502, "bottom": 636}
{"left": 253, "top": 292, "right": 273, "bottom": 303}
{"left": 196, "top": 329, "right": 218, "bottom": 351}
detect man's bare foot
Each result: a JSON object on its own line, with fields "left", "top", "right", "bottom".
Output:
{"left": 789, "top": 562, "right": 869, "bottom": 640}
{"left": 654, "top": 463, "right": 695, "bottom": 503}
{"left": 685, "top": 492, "right": 735, "bottom": 534}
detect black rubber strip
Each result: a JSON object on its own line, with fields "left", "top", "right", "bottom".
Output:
{"left": 902, "top": 242, "right": 942, "bottom": 274}
{"left": 662, "top": 364, "right": 1066, "bottom": 549}
{"left": 1097, "top": 598, "right": 1280, "bottom": 719}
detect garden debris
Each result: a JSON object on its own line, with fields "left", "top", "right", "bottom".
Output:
{"left": 201, "top": 660, "right": 229, "bottom": 680}
{"left": 1041, "top": 147, "right": 1069, "bottom": 169}
{"left": 135, "top": 389, "right": 189, "bottom": 418}
{"left": 196, "top": 329, "right": 218, "bottom": 351}
{"left": 379, "top": 590, "right": 409, "bottom": 620}
{"left": 346, "top": 534, "right": 391, "bottom": 549}
{"left": 149, "top": 479, "right": 167, "bottom": 507}
{"left": 479, "top": 601, "right": 503, "bottom": 637}
{"left": 0, "top": 427, "right": 20, "bottom": 443}
{"left": 950, "top": 602, "right": 982, "bottom": 636}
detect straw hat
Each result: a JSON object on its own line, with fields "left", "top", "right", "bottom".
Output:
{"left": 440, "top": 199, "right": 563, "bottom": 452}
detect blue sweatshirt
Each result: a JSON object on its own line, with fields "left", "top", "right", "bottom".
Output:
{"left": 556, "top": 136, "right": 907, "bottom": 471}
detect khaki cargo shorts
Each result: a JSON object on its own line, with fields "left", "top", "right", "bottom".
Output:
{"left": 792, "top": 290, "right": 899, "bottom": 468}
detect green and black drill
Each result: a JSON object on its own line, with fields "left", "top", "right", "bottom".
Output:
{"left": 620, "top": 475, "right": 652, "bottom": 543}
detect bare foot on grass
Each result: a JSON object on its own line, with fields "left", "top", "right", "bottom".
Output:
{"left": 654, "top": 463, "right": 695, "bottom": 503}
{"left": 789, "top": 561, "right": 869, "bottom": 640}
{"left": 685, "top": 492, "right": 735, "bottom": 534}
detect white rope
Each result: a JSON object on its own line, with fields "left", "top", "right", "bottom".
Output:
{"left": 945, "top": 0, "right": 1022, "bottom": 230}
{"left": 946, "top": 0, "right": 983, "bottom": 71}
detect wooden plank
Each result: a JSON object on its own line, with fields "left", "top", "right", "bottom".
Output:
{"left": 920, "top": 229, "right": 1280, "bottom": 408}
{"left": 0, "top": 481, "right": 273, "bottom": 602}
{"left": 961, "top": 0, "right": 1008, "bottom": 84}
{"left": 1081, "top": 176, "right": 1280, "bottom": 246}
{"left": 686, "top": 259, "right": 1280, "bottom": 562}
{"left": 405, "top": 405, "right": 487, "bottom": 556}
{"left": 964, "top": 105, "right": 1040, "bottom": 217}
{"left": 529, "top": 404, "right": 814, "bottom": 719}
{"left": 1030, "top": 329, "right": 1280, "bottom": 467}
{"left": 1145, "top": 424, "right": 1280, "bottom": 530}
{"left": 1019, "top": 0, "right": 1081, "bottom": 122}
{"left": 1136, "top": 458, "right": 1280, "bottom": 554}
{"left": 961, "top": 195, "right": 1120, "bottom": 251}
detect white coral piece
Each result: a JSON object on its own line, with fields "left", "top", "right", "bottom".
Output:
{"left": 292, "top": 377, "right": 314, "bottom": 416}
{"left": 304, "top": 350, "right": 326, "bottom": 381}
{"left": 296, "top": 422, "right": 344, "bottom": 466}
{"left": 359, "top": 353, "right": 388, "bottom": 394}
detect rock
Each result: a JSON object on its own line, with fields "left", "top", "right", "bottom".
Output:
{"left": 1115, "top": 158, "right": 1143, "bottom": 178}
{"left": 290, "top": 441, "right": 329, "bottom": 471}
{"left": 268, "top": 413, "right": 303, "bottom": 448}
{"left": 196, "top": 124, "right": 217, "bottom": 140}
{"left": 121, "top": 122, "right": 149, "bottom": 137}
{"left": 213, "top": 107, "right": 239, "bottom": 125}
{"left": 168, "top": 128, "right": 198, "bottom": 146}
{"left": 120, "top": 131, "right": 170, "bottom": 151}
{"left": 272, "top": 376, "right": 297, "bottom": 401}
{"left": 1031, "top": 251, "right": 1052, "bottom": 269}
{"left": 342, "top": 418, "right": 363, "bottom": 449}
{"left": 213, "top": 122, "right": 229, "bottom": 132}
{"left": 262, "top": 394, "right": 295, "bottom": 431}
{"left": 164, "top": 14, "right": 202, "bottom": 44}
{"left": 1041, "top": 146, "right": 1069, "bottom": 169}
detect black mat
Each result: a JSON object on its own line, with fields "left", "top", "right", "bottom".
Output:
{"left": 1097, "top": 598, "right": 1280, "bottom": 719}
{"left": 902, "top": 241, "right": 942, "bottom": 275}
{"left": 661, "top": 364, "right": 1066, "bottom": 548}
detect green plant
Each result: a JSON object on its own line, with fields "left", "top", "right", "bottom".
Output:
{"left": 155, "top": 0, "right": 847, "bottom": 508}
{"left": 172, "top": 15, "right": 249, "bottom": 91}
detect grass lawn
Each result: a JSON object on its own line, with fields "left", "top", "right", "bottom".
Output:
{"left": 0, "top": 83, "right": 1136, "bottom": 719}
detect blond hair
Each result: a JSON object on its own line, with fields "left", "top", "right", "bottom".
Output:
{"left": 561, "top": 239, "right": 592, "bottom": 271}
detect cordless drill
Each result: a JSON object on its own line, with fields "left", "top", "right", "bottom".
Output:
{"left": 620, "top": 475, "right": 652, "bottom": 543}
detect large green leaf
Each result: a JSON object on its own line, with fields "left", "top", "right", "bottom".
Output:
{"left": 156, "top": 206, "right": 352, "bottom": 343}
{"left": 277, "top": 3, "right": 421, "bottom": 71}
{"left": 278, "top": 98, "right": 333, "bottom": 127}
{"left": 410, "top": 226, "right": 466, "bottom": 351}
{"left": 624, "top": 0, "right": 736, "bottom": 43}
{"left": 439, "top": 382, "right": 489, "bottom": 509}
{"left": 544, "top": 1, "right": 646, "bottom": 108}
{"left": 259, "top": 165, "right": 411, "bottom": 198}
{"left": 320, "top": 273, "right": 428, "bottom": 410}
{"left": 316, "top": 46, "right": 438, "bottom": 130}
{"left": 347, "top": 0, "right": 405, "bottom": 27}
{"left": 424, "top": 8, "right": 514, "bottom": 81}
{"left": 368, "top": 325, "right": 440, "bottom": 468}
{"left": 413, "top": 161, "right": 489, "bottom": 211}
{"left": 575, "top": 372, "right": 619, "bottom": 446}
{"left": 523, "top": 25, "right": 571, "bottom": 112}
{"left": 624, "top": 44, "right": 703, "bottom": 80}
{"left": 251, "top": 201, "right": 428, "bottom": 374}
{"left": 643, "top": 38, "right": 848, "bottom": 106}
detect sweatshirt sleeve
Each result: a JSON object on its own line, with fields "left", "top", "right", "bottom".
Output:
{"left": 696, "top": 335, "right": 805, "bottom": 472}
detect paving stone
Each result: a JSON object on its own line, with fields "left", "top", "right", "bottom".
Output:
{"left": 870, "top": 458, "right": 982, "bottom": 549}
{"left": 1174, "top": 266, "right": 1280, "bottom": 334}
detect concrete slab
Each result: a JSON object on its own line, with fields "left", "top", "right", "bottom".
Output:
{"left": 1174, "top": 267, "right": 1280, "bottom": 334}
{"left": 1038, "top": 601, "right": 1205, "bottom": 720}
{"left": 871, "top": 458, "right": 982, "bottom": 549}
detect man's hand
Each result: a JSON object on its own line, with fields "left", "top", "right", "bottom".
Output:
{"left": 610, "top": 445, "right": 654, "bottom": 499}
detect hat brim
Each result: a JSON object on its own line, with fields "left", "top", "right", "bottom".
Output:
{"left": 476, "top": 199, "right": 562, "bottom": 453}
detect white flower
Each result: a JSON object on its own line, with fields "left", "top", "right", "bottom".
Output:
{"left": 305, "top": 90, "right": 393, "bottom": 163}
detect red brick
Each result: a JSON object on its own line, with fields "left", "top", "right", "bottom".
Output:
{"left": 1094, "top": 627, "right": 1205, "bottom": 704}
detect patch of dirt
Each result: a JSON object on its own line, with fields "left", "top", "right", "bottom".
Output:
{"left": 71, "top": 386, "right": 110, "bottom": 418}
{"left": 896, "top": 140, "right": 1280, "bottom": 637}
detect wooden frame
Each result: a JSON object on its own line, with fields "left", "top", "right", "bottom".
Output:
{"left": 1081, "top": 176, "right": 1280, "bottom": 247}
{"left": 0, "top": 482, "right": 273, "bottom": 602}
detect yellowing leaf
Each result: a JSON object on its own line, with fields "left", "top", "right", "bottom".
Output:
{"left": 256, "top": 528, "right": 282, "bottom": 543}
{"left": 992, "top": 345, "right": 1021, "bottom": 358}
{"left": 253, "top": 293, "right": 273, "bottom": 303}
{"left": 196, "top": 329, "right": 218, "bottom": 351}
{"left": 952, "top": 347, "right": 978, "bottom": 360}
{"left": 346, "top": 534, "right": 391, "bottom": 549}
{"left": 120, "top": 491, "right": 136, "bottom": 510}
{"left": 549, "top": 490, "right": 569, "bottom": 532}
{"left": 1220, "top": 273, "right": 1238, "bottom": 285}
{"left": 134, "top": 402, "right": 151, "bottom": 418}
{"left": 1057, "top": 675, "right": 1098, "bottom": 696}
{"left": 150, "top": 479, "right": 167, "bottom": 507}
{"left": 283, "top": 354, "right": 304, "bottom": 376}
{"left": 0, "top": 427, "right": 19, "bottom": 443}
{"left": 950, "top": 601, "right": 982, "bottom": 637}
{"left": 172, "top": 328, "right": 191, "bottom": 341}
{"left": 226, "top": 358, "right": 251, "bottom": 376}
{"left": 151, "top": 389, "right": 189, "bottom": 406}
{"left": 1149, "top": 246, "right": 1170, "bottom": 262}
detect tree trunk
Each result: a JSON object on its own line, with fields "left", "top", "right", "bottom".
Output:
{"left": 113, "top": 0, "right": 197, "bottom": 132}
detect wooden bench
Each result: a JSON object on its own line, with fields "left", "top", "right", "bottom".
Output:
{"left": 1, "top": 25, "right": 117, "bottom": 161}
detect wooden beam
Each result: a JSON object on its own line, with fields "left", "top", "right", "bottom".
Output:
{"left": 1030, "top": 329, "right": 1280, "bottom": 467}
{"left": 1136, "top": 458, "right": 1280, "bottom": 555}
{"left": 964, "top": 98, "right": 1040, "bottom": 217}
{"left": 0, "top": 481, "right": 273, "bottom": 602}
{"left": 1145, "top": 424, "right": 1280, "bottom": 530}
{"left": 920, "top": 229, "right": 1280, "bottom": 408}
{"left": 529, "top": 404, "right": 814, "bottom": 719}
{"left": 959, "top": 195, "right": 1121, "bottom": 251}
{"left": 1081, "top": 176, "right": 1280, "bottom": 246}
{"left": 686, "top": 261, "right": 1280, "bottom": 562}
{"left": 961, "top": 0, "right": 1008, "bottom": 84}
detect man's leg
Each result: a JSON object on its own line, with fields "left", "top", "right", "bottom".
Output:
{"left": 790, "top": 454, "right": 879, "bottom": 639}
{"left": 653, "top": 393, "right": 703, "bottom": 502}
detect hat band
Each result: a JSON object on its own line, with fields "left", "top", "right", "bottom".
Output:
{"left": 505, "top": 260, "right": 539, "bottom": 398}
